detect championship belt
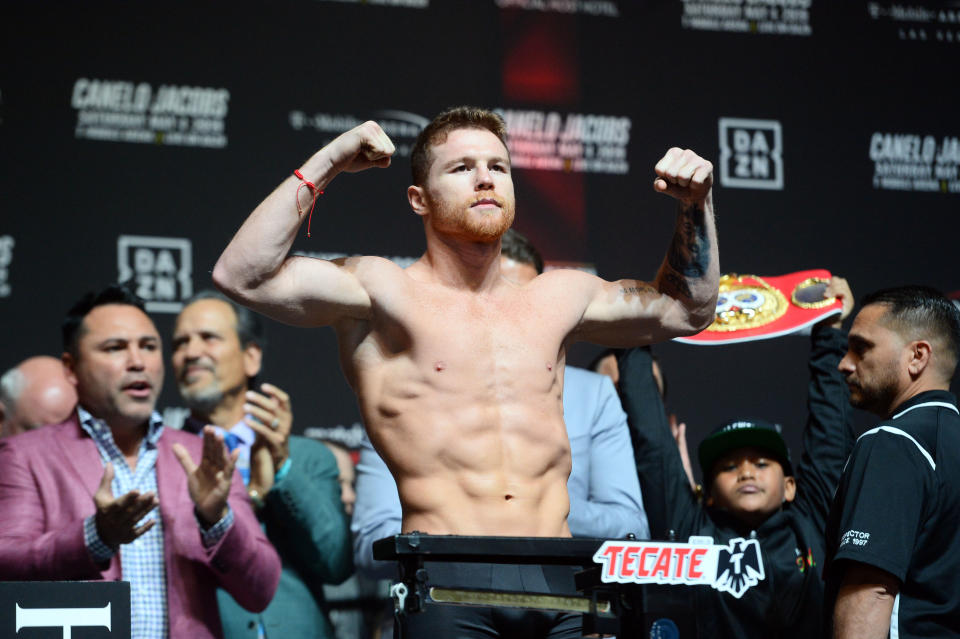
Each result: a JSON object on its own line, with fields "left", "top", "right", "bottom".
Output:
{"left": 675, "top": 269, "right": 841, "bottom": 345}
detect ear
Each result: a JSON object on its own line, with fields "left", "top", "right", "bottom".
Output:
{"left": 782, "top": 475, "right": 797, "bottom": 503}
{"left": 408, "top": 185, "right": 428, "bottom": 218}
{"left": 243, "top": 343, "right": 263, "bottom": 379}
{"left": 906, "top": 340, "right": 933, "bottom": 379}
{"left": 61, "top": 352, "right": 78, "bottom": 386}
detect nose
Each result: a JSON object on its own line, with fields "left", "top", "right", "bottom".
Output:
{"left": 838, "top": 352, "right": 854, "bottom": 375}
{"left": 474, "top": 164, "right": 494, "bottom": 190}
{"left": 127, "top": 344, "right": 145, "bottom": 370}
{"left": 184, "top": 335, "right": 204, "bottom": 360}
{"left": 737, "top": 460, "right": 754, "bottom": 480}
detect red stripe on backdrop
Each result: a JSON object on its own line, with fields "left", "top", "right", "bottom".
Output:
{"left": 501, "top": 9, "right": 588, "bottom": 262}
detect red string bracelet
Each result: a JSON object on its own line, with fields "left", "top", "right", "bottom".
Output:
{"left": 293, "top": 169, "right": 323, "bottom": 238}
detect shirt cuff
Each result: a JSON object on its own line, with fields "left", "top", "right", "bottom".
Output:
{"left": 198, "top": 507, "right": 234, "bottom": 548}
{"left": 83, "top": 514, "right": 116, "bottom": 563}
{"left": 274, "top": 457, "right": 292, "bottom": 484}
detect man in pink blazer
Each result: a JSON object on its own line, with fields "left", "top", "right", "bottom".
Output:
{"left": 0, "top": 285, "right": 281, "bottom": 638}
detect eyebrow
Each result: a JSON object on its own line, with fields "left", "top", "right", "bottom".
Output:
{"left": 98, "top": 335, "right": 159, "bottom": 346}
{"left": 173, "top": 329, "right": 221, "bottom": 339}
{"left": 443, "top": 155, "right": 510, "bottom": 168}
{"left": 848, "top": 334, "right": 873, "bottom": 349}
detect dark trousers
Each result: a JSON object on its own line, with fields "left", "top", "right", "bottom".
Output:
{"left": 395, "top": 562, "right": 582, "bottom": 639}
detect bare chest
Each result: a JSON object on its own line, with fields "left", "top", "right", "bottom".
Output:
{"left": 346, "top": 281, "right": 578, "bottom": 400}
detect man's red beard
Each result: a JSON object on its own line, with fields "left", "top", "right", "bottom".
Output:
{"left": 425, "top": 190, "right": 515, "bottom": 242}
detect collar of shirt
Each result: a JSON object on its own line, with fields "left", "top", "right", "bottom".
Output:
{"left": 890, "top": 390, "right": 958, "bottom": 420}
{"left": 225, "top": 419, "right": 256, "bottom": 449}
{"left": 77, "top": 405, "right": 164, "bottom": 450}
{"left": 182, "top": 415, "right": 256, "bottom": 449}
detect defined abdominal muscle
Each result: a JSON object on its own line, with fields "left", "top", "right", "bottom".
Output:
{"left": 370, "top": 396, "right": 572, "bottom": 537}
{"left": 398, "top": 469, "right": 572, "bottom": 537}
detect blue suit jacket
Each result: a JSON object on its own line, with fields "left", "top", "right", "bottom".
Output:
{"left": 351, "top": 366, "right": 649, "bottom": 577}
{"left": 217, "top": 435, "right": 353, "bottom": 638}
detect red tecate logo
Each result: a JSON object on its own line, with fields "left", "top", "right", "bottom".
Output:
{"left": 592, "top": 537, "right": 766, "bottom": 599}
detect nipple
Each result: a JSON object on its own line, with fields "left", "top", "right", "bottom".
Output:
{"left": 546, "top": 363, "right": 553, "bottom": 371}
{"left": 435, "top": 361, "right": 446, "bottom": 372}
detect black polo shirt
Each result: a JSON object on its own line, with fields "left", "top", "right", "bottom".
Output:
{"left": 824, "top": 390, "right": 960, "bottom": 638}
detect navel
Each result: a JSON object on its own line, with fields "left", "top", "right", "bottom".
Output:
{"left": 546, "top": 363, "right": 553, "bottom": 371}
{"left": 504, "top": 494, "right": 514, "bottom": 501}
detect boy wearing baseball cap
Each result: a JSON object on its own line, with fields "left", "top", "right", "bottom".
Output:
{"left": 698, "top": 418, "right": 796, "bottom": 530}
{"left": 619, "top": 277, "right": 856, "bottom": 638}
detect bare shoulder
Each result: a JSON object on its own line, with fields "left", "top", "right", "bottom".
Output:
{"left": 532, "top": 268, "right": 601, "bottom": 291}
{"left": 528, "top": 268, "right": 606, "bottom": 305}
{"left": 331, "top": 254, "right": 397, "bottom": 270}
{"left": 333, "top": 255, "right": 408, "bottom": 294}
{"left": 333, "top": 255, "right": 406, "bottom": 282}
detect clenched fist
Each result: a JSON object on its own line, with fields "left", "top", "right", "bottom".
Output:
{"left": 653, "top": 148, "right": 713, "bottom": 208}
{"left": 326, "top": 120, "right": 396, "bottom": 174}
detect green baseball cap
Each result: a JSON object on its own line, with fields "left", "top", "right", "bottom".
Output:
{"left": 698, "top": 418, "right": 793, "bottom": 482}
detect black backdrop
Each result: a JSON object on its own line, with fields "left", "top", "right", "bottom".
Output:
{"left": 2, "top": 0, "right": 958, "bottom": 481}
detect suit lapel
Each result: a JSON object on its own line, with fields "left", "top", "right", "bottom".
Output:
{"left": 156, "top": 432, "right": 190, "bottom": 526}
{"left": 53, "top": 414, "right": 104, "bottom": 499}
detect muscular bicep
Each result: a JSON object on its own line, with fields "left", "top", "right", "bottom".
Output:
{"left": 214, "top": 254, "right": 373, "bottom": 328}
{"left": 571, "top": 273, "right": 702, "bottom": 346}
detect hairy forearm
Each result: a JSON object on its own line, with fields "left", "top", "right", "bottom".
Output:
{"left": 655, "top": 193, "right": 719, "bottom": 328}
{"left": 213, "top": 148, "right": 339, "bottom": 296}
{"left": 834, "top": 586, "right": 896, "bottom": 639}
{"left": 833, "top": 564, "right": 899, "bottom": 639}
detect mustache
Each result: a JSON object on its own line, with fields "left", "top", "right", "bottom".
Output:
{"left": 178, "top": 360, "right": 215, "bottom": 380}
{"left": 470, "top": 195, "right": 505, "bottom": 207}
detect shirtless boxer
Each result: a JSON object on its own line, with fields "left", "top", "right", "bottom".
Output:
{"left": 213, "top": 107, "right": 718, "bottom": 541}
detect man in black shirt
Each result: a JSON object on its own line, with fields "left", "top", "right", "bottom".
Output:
{"left": 824, "top": 286, "right": 960, "bottom": 639}
{"left": 620, "top": 277, "right": 856, "bottom": 638}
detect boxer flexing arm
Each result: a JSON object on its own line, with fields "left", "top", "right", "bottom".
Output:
{"left": 214, "top": 113, "right": 718, "bottom": 541}
{"left": 212, "top": 121, "right": 394, "bottom": 327}
{"left": 567, "top": 148, "right": 719, "bottom": 346}
{"left": 215, "top": 127, "right": 717, "bottom": 345}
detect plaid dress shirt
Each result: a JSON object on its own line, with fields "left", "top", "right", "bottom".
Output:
{"left": 80, "top": 408, "right": 233, "bottom": 638}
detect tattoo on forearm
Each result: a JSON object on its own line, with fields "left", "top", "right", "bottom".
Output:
{"left": 620, "top": 285, "right": 657, "bottom": 297}
{"left": 663, "top": 271, "right": 693, "bottom": 298}
{"left": 666, "top": 203, "right": 710, "bottom": 279}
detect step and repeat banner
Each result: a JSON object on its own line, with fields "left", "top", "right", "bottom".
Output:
{"left": 2, "top": 1, "right": 957, "bottom": 470}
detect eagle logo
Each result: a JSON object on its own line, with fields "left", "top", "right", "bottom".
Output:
{"left": 713, "top": 538, "right": 765, "bottom": 599}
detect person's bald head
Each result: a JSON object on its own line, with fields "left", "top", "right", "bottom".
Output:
{"left": 0, "top": 356, "right": 78, "bottom": 438}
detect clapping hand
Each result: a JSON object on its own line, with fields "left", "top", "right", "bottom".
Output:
{"left": 244, "top": 383, "right": 293, "bottom": 496}
{"left": 173, "top": 427, "right": 238, "bottom": 527}
{"left": 93, "top": 462, "right": 158, "bottom": 548}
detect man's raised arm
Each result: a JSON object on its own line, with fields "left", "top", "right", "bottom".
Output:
{"left": 212, "top": 121, "right": 395, "bottom": 327}
{"left": 573, "top": 147, "right": 719, "bottom": 346}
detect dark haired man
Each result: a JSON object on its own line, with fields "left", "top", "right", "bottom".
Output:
{"left": 172, "top": 291, "right": 352, "bottom": 638}
{"left": 214, "top": 107, "right": 718, "bottom": 636}
{"left": 0, "top": 285, "right": 281, "bottom": 639}
{"left": 825, "top": 286, "right": 960, "bottom": 639}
